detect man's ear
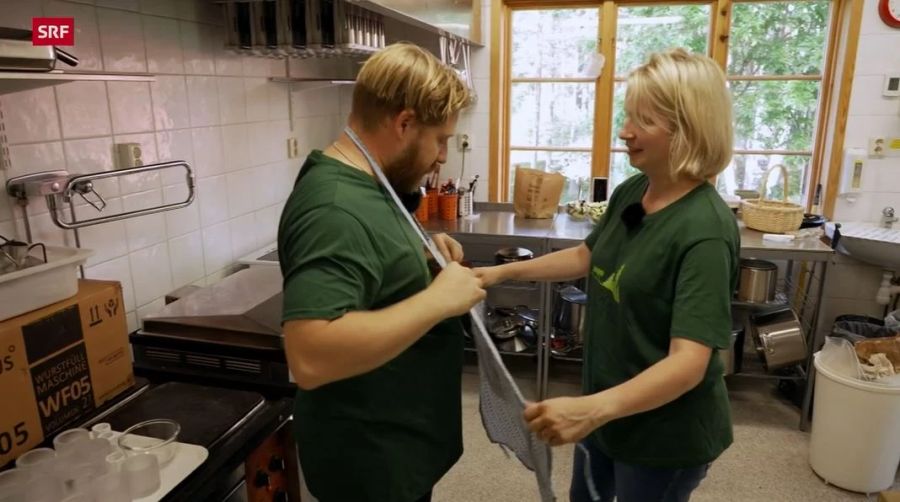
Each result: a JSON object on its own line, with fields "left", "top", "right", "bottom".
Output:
{"left": 391, "top": 109, "right": 417, "bottom": 139}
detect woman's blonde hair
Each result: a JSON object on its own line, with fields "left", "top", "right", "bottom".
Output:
{"left": 625, "top": 48, "right": 733, "bottom": 180}
{"left": 352, "top": 43, "right": 471, "bottom": 129}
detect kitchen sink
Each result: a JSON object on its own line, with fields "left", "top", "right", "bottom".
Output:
{"left": 825, "top": 222, "right": 900, "bottom": 271}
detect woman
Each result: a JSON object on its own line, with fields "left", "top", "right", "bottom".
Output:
{"left": 476, "top": 49, "right": 739, "bottom": 502}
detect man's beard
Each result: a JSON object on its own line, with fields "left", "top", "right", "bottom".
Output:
{"left": 383, "top": 141, "right": 432, "bottom": 194}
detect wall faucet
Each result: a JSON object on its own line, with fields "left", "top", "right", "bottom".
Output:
{"left": 883, "top": 206, "right": 898, "bottom": 229}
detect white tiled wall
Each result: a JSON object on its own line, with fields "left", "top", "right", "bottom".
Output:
{"left": 0, "top": 0, "right": 490, "bottom": 332}
{"left": 832, "top": 0, "right": 900, "bottom": 223}
{"left": 0, "top": 0, "right": 340, "bottom": 331}
{"left": 816, "top": 0, "right": 900, "bottom": 338}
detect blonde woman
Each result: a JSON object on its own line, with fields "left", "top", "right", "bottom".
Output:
{"left": 476, "top": 49, "right": 738, "bottom": 501}
{"left": 278, "top": 43, "right": 484, "bottom": 502}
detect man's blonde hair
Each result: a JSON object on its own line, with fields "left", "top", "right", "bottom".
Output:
{"left": 625, "top": 48, "right": 733, "bottom": 180}
{"left": 352, "top": 43, "right": 471, "bottom": 129}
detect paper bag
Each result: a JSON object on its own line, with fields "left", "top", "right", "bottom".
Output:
{"left": 513, "top": 167, "right": 565, "bottom": 219}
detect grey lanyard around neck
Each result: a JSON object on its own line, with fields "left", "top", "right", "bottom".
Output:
{"left": 343, "top": 126, "right": 557, "bottom": 501}
{"left": 342, "top": 126, "right": 525, "bottom": 404}
{"left": 343, "top": 127, "right": 448, "bottom": 269}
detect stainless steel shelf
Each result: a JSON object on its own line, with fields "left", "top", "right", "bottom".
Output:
{"left": 0, "top": 71, "right": 155, "bottom": 95}
{"left": 347, "top": 0, "right": 482, "bottom": 46}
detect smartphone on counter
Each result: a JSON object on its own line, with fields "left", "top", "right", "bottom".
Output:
{"left": 592, "top": 177, "right": 608, "bottom": 203}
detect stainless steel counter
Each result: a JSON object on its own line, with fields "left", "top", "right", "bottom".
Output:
{"left": 423, "top": 207, "right": 834, "bottom": 262}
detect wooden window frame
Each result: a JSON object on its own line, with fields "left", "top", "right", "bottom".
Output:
{"left": 488, "top": 0, "right": 857, "bottom": 215}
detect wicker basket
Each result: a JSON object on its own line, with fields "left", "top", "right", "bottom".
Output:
{"left": 740, "top": 164, "right": 803, "bottom": 234}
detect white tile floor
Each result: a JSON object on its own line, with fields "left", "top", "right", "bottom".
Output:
{"left": 433, "top": 371, "right": 899, "bottom": 502}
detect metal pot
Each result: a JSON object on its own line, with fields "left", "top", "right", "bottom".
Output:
{"left": 553, "top": 285, "right": 587, "bottom": 345}
{"left": 750, "top": 307, "right": 806, "bottom": 371}
{"left": 495, "top": 247, "right": 533, "bottom": 265}
{"left": 737, "top": 259, "right": 777, "bottom": 303}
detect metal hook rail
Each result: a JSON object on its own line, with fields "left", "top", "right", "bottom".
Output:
{"left": 6, "top": 160, "right": 195, "bottom": 230}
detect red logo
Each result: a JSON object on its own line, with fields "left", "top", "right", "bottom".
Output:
{"left": 32, "top": 18, "right": 75, "bottom": 46}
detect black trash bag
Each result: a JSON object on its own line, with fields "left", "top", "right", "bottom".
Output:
{"left": 832, "top": 314, "right": 898, "bottom": 344}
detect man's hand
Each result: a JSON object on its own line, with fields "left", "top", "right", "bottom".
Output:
{"left": 428, "top": 262, "right": 485, "bottom": 317}
{"left": 524, "top": 395, "right": 613, "bottom": 447}
{"left": 431, "top": 233, "right": 464, "bottom": 263}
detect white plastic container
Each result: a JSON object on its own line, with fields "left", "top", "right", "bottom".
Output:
{"left": 0, "top": 246, "right": 93, "bottom": 322}
{"left": 809, "top": 352, "right": 900, "bottom": 493}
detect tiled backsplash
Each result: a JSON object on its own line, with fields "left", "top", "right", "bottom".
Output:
{"left": 0, "top": 0, "right": 324, "bottom": 331}
{"left": 0, "top": 0, "right": 490, "bottom": 332}
{"left": 831, "top": 0, "right": 900, "bottom": 224}
{"left": 817, "top": 0, "right": 900, "bottom": 335}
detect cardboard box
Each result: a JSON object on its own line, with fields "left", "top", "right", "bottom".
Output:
{"left": 0, "top": 280, "right": 134, "bottom": 466}
{"left": 879, "top": 492, "right": 900, "bottom": 502}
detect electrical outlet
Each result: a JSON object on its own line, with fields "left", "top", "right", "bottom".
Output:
{"left": 456, "top": 133, "right": 471, "bottom": 152}
{"left": 116, "top": 143, "right": 143, "bottom": 168}
{"left": 287, "top": 137, "right": 299, "bottom": 159}
{"left": 869, "top": 137, "right": 886, "bottom": 158}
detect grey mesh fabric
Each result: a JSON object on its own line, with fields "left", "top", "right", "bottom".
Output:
{"left": 471, "top": 304, "right": 555, "bottom": 501}
{"left": 344, "top": 127, "right": 555, "bottom": 501}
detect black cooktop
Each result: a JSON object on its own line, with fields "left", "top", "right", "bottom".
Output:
{"left": 102, "top": 381, "right": 265, "bottom": 449}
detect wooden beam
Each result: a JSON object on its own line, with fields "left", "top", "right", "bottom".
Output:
{"left": 710, "top": 0, "right": 731, "bottom": 69}
{"left": 726, "top": 74, "right": 823, "bottom": 81}
{"left": 807, "top": 0, "right": 846, "bottom": 213}
{"left": 511, "top": 145, "right": 594, "bottom": 152}
{"left": 488, "top": 0, "right": 507, "bottom": 202}
{"left": 511, "top": 77, "right": 598, "bottom": 83}
{"left": 592, "top": 0, "right": 617, "bottom": 179}
{"left": 823, "top": 0, "right": 864, "bottom": 220}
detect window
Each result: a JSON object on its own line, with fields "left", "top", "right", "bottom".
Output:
{"left": 494, "top": 0, "right": 837, "bottom": 207}
{"left": 719, "top": 1, "right": 831, "bottom": 204}
{"left": 509, "top": 9, "right": 599, "bottom": 203}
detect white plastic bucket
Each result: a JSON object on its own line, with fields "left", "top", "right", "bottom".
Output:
{"left": 809, "top": 352, "right": 900, "bottom": 493}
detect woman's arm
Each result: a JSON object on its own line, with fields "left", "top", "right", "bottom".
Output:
{"left": 474, "top": 243, "right": 592, "bottom": 287}
{"left": 524, "top": 337, "right": 711, "bottom": 446}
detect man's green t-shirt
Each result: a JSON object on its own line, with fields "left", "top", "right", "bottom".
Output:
{"left": 584, "top": 173, "right": 739, "bottom": 468}
{"left": 278, "top": 151, "right": 464, "bottom": 502}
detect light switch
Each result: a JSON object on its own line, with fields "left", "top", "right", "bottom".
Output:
{"left": 287, "top": 138, "right": 299, "bottom": 159}
{"left": 884, "top": 75, "right": 900, "bottom": 97}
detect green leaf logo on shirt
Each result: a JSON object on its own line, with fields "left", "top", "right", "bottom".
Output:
{"left": 592, "top": 264, "right": 624, "bottom": 303}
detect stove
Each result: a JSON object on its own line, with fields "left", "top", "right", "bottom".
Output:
{"left": 131, "top": 267, "right": 295, "bottom": 397}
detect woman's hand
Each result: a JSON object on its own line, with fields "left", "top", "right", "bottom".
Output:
{"left": 473, "top": 266, "right": 508, "bottom": 288}
{"left": 524, "top": 395, "right": 613, "bottom": 447}
{"left": 430, "top": 233, "right": 464, "bottom": 263}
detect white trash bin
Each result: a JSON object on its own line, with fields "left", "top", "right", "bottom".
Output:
{"left": 809, "top": 352, "right": 900, "bottom": 493}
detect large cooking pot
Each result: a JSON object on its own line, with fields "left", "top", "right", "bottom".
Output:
{"left": 495, "top": 247, "right": 533, "bottom": 265}
{"left": 737, "top": 259, "right": 777, "bottom": 303}
{"left": 553, "top": 285, "right": 587, "bottom": 344}
{"left": 750, "top": 307, "right": 806, "bottom": 371}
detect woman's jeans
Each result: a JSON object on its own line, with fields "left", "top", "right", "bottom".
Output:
{"left": 570, "top": 440, "right": 710, "bottom": 502}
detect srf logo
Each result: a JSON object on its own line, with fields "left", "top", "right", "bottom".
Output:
{"left": 32, "top": 18, "right": 75, "bottom": 46}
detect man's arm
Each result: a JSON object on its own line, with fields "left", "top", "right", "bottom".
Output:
{"left": 284, "top": 262, "right": 484, "bottom": 390}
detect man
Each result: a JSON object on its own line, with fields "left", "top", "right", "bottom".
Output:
{"left": 277, "top": 43, "right": 486, "bottom": 502}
